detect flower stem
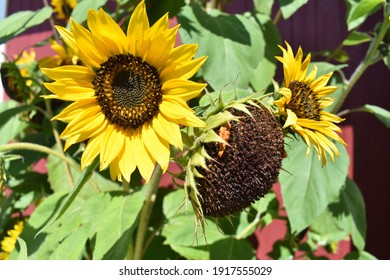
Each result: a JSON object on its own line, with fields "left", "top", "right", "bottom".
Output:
{"left": 44, "top": 99, "right": 74, "bottom": 188}
{"left": 331, "top": 6, "right": 390, "bottom": 113}
{"left": 0, "top": 142, "right": 80, "bottom": 171}
{"left": 132, "top": 165, "right": 163, "bottom": 260}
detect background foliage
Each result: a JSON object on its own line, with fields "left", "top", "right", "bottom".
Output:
{"left": 0, "top": 0, "right": 389, "bottom": 260}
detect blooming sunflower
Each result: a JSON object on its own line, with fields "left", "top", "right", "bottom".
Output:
{"left": 274, "top": 42, "right": 346, "bottom": 165}
{"left": 42, "top": 1, "right": 207, "bottom": 182}
{"left": 0, "top": 221, "right": 24, "bottom": 260}
{"left": 51, "top": 0, "right": 77, "bottom": 20}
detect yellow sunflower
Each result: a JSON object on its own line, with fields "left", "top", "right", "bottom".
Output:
{"left": 275, "top": 42, "right": 346, "bottom": 165}
{"left": 51, "top": 0, "right": 77, "bottom": 20}
{"left": 42, "top": 1, "right": 207, "bottom": 182}
{"left": 0, "top": 221, "right": 24, "bottom": 260}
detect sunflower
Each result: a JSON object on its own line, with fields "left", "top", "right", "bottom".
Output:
{"left": 51, "top": 0, "right": 77, "bottom": 20}
{"left": 0, "top": 221, "right": 24, "bottom": 260}
{"left": 274, "top": 42, "right": 346, "bottom": 165}
{"left": 42, "top": 1, "right": 207, "bottom": 182}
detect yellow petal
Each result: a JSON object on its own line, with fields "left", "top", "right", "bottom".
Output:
{"left": 159, "top": 100, "right": 206, "bottom": 127}
{"left": 118, "top": 132, "right": 137, "bottom": 182}
{"left": 41, "top": 65, "right": 95, "bottom": 81}
{"left": 81, "top": 133, "right": 104, "bottom": 170}
{"left": 88, "top": 9, "right": 128, "bottom": 55}
{"left": 133, "top": 128, "right": 155, "bottom": 182}
{"left": 162, "top": 79, "right": 206, "bottom": 101}
{"left": 152, "top": 113, "right": 183, "bottom": 149}
{"left": 142, "top": 123, "right": 170, "bottom": 172}
{"left": 160, "top": 56, "right": 207, "bottom": 83}
{"left": 127, "top": 0, "right": 149, "bottom": 56}
{"left": 283, "top": 109, "right": 298, "bottom": 128}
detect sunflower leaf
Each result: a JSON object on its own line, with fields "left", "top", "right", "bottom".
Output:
{"left": 17, "top": 237, "right": 28, "bottom": 260}
{"left": 0, "top": 101, "right": 30, "bottom": 145}
{"left": 342, "top": 31, "right": 372, "bottom": 46}
{"left": 178, "top": 5, "right": 264, "bottom": 91}
{"left": 345, "top": 0, "right": 383, "bottom": 31}
{"left": 0, "top": 7, "right": 53, "bottom": 44}
{"left": 280, "top": 138, "right": 349, "bottom": 234}
{"left": 209, "top": 237, "right": 256, "bottom": 260}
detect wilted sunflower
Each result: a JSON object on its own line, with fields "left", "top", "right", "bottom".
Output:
{"left": 195, "top": 105, "right": 284, "bottom": 217}
{"left": 275, "top": 42, "right": 346, "bottom": 165}
{"left": 51, "top": 0, "right": 77, "bottom": 20}
{"left": 0, "top": 221, "right": 24, "bottom": 260}
{"left": 42, "top": 1, "right": 207, "bottom": 182}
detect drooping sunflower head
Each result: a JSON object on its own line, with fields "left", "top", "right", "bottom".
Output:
{"left": 42, "top": 1, "right": 207, "bottom": 182}
{"left": 274, "top": 41, "right": 346, "bottom": 165}
{"left": 185, "top": 98, "right": 284, "bottom": 220}
{"left": 51, "top": 0, "right": 77, "bottom": 20}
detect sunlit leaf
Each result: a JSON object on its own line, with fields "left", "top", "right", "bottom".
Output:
{"left": 210, "top": 237, "right": 256, "bottom": 260}
{"left": 343, "top": 31, "right": 372, "bottom": 46}
{"left": 178, "top": 5, "right": 264, "bottom": 91}
{"left": 346, "top": 0, "right": 383, "bottom": 30}
{"left": 0, "top": 7, "right": 53, "bottom": 44}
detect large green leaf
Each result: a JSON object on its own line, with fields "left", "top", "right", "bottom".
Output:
{"left": 328, "top": 178, "right": 367, "bottom": 251}
{"left": 178, "top": 5, "right": 264, "bottom": 91}
{"left": 209, "top": 237, "right": 256, "bottom": 260}
{"left": 345, "top": 0, "right": 383, "bottom": 31}
{"left": 82, "top": 191, "right": 145, "bottom": 259}
{"left": 146, "top": 0, "right": 185, "bottom": 24}
{"left": 161, "top": 189, "right": 224, "bottom": 257}
{"left": 249, "top": 13, "right": 281, "bottom": 92}
{"left": 0, "top": 7, "right": 53, "bottom": 44}
{"left": 279, "top": 138, "right": 349, "bottom": 234}
{"left": 278, "top": 0, "right": 308, "bottom": 19}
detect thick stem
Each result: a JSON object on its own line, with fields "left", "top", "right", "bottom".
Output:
{"left": 132, "top": 165, "right": 163, "bottom": 260}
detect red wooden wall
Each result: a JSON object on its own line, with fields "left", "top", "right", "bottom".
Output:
{"left": 3, "top": 0, "right": 390, "bottom": 259}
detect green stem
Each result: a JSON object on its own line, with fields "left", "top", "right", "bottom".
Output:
{"left": 132, "top": 165, "right": 163, "bottom": 260}
{"left": 332, "top": 7, "right": 390, "bottom": 113}
{"left": 0, "top": 142, "right": 80, "bottom": 171}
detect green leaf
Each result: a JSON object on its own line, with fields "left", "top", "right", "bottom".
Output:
{"left": 178, "top": 5, "right": 264, "bottom": 91}
{"left": 346, "top": 0, "right": 383, "bottom": 31}
{"left": 161, "top": 189, "right": 224, "bottom": 248}
{"left": 170, "top": 244, "right": 210, "bottom": 260}
{"left": 327, "top": 178, "right": 367, "bottom": 251}
{"left": 278, "top": 0, "right": 308, "bottom": 19}
{"left": 36, "top": 158, "right": 100, "bottom": 237}
{"left": 253, "top": 0, "right": 275, "bottom": 16}
{"left": 343, "top": 31, "right": 372, "bottom": 46}
{"left": 0, "top": 101, "right": 30, "bottom": 145}
{"left": 210, "top": 237, "right": 256, "bottom": 260}
{"left": 359, "top": 104, "right": 390, "bottom": 128}
{"left": 69, "top": 0, "right": 108, "bottom": 24}
{"left": 46, "top": 146, "right": 120, "bottom": 196}
{"left": 280, "top": 138, "right": 349, "bottom": 234}
{"left": 0, "top": 7, "right": 53, "bottom": 44}
{"left": 83, "top": 191, "right": 144, "bottom": 259}
{"left": 249, "top": 13, "right": 281, "bottom": 91}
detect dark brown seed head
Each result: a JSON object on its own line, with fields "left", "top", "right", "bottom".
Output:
{"left": 196, "top": 105, "right": 284, "bottom": 217}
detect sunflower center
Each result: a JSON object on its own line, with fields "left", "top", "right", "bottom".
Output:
{"left": 286, "top": 81, "right": 321, "bottom": 121}
{"left": 93, "top": 54, "right": 162, "bottom": 129}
